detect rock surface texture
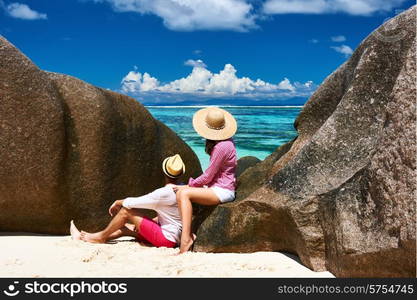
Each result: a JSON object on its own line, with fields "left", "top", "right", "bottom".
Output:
{"left": 236, "top": 156, "right": 261, "bottom": 178}
{"left": 0, "top": 37, "right": 201, "bottom": 234}
{"left": 194, "top": 7, "right": 416, "bottom": 277}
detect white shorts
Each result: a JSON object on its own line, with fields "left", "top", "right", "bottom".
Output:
{"left": 210, "top": 186, "right": 235, "bottom": 203}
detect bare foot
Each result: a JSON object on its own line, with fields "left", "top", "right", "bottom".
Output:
{"left": 178, "top": 233, "right": 196, "bottom": 254}
{"left": 80, "top": 231, "right": 106, "bottom": 244}
{"left": 70, "top": 220, "right": 82, "bottom": 241}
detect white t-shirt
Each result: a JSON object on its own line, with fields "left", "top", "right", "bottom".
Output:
{"left": 122, "top": 184, "right": 182, "bottom": 243}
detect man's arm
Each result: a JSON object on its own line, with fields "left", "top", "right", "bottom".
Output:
{"left": 122, "top": 186, "right": 173, "bottom": 210}
{"left": 109, "top": 199, "right": 124, "bottom": 216}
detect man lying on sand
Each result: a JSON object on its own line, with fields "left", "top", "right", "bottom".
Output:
{"left": 70, "top": 154, "right": 185, "bottom": 248}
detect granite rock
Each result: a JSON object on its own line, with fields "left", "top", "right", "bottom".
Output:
{"left": 194, "top": 6, "right": 416, "bottom": 277}
{"left": 0, "top": 37, "right": 202, "bottom": 234}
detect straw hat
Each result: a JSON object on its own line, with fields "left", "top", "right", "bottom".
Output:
{"left": 192, "top": 107, "right": 237, "bottom": 141}
{"left": 162, "top": 154, "right": 185, "bottom": 178}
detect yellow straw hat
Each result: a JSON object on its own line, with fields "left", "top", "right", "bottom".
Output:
{"left": 162, "top": 154, "right": 185, "bottom": 178}
{"left": 192, "top": 107, "right": 237, "bottom": 141}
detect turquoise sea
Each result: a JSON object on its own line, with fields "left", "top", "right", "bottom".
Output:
{"left": 147, "top": 106, "right": 303, "bottom": 170}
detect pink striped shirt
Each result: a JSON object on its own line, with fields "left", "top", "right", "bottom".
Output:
{"left": 188, "top": 138, "right": 237, "bottom": 191}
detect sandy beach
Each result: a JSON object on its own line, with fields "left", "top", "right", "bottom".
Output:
{"left": 0, "top": 234, "right": 334, "bottom": 278}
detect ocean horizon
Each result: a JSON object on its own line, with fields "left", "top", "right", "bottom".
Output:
{"left": 145, "top": 105, "right": 304, "bottom": 108}
{"left": 147, "top": 106, "right": 302, "bottom": 170}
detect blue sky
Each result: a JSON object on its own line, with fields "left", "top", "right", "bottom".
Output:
{"left": 0, "top": 0, "right": 414, "bottom": 104}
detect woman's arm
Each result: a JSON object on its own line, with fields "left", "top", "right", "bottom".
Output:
{"left": 188, "top": 144, "right": 227, "bottom": 187}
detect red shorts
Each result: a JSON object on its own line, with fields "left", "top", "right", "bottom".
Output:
{"left": 136, "top": 217, "right": 177, "bottom": 248}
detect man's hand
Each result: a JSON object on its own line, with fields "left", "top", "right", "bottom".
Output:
{"left": 109, "top": 200, "right": 123, "bottom": 216}
{"left": 172, "top": 185, "right": 189, "bottom": 193}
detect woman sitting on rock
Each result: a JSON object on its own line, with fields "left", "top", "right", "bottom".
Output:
{"left": 174, "top": 107, "right": 237, "bottom": 254}
{"left": 70, "top": 154, "right": 185, "bottom": 248}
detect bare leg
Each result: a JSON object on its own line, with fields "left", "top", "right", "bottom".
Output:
{"left": 81, "top": 208, "right": 144, "bottom": 243}
{"left": 70, "top": 220, "right": 135, "bottom": 241}
{"left": 107, "top": 225, "right": 137, "bottom": 240}
{"left": 177, "top": 191, "right": 194, "bottom": 253}
{"left": 176, "top": 187, "right": 220, "bottom": 253}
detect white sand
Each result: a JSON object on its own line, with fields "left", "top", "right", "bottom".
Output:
{"left": 0, "top": 234, "right": 334, "bottom": 278}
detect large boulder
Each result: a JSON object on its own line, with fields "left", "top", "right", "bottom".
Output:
{"left": 192, "top": 140, "right": 294, "bottom": 234}
{"left": 194, "top": 6, "right": 416, "bottom": 277}
{"left": 0, "top": 37, "right": 201, "bottom": 234}
{"left": 235, "top": 156, "right": 261, "bottom": 178}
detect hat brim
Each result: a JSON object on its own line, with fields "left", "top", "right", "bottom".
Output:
{"left": 192, "top": 107, "right": 237, "bottom": 141}
{"left": 162, "top": 156, "right": 185, "bottom": 178}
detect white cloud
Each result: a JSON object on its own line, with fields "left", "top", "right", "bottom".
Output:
{"left": 4, "top": 2, "right": 47, "bottom": 20}
{"left": 184, "top": 59, "right": 207, "bottom": 68}
{"left": 161, "top": 64, "right": 213, "bottom": 93}
{"left": 331, "top": 35, "right": 346, "bottom": 42}
{"left": 331, "top": 45, "right": 354, "bottom": 57}
{"left": 87, "top": 0, "right": 406, "bottom": 32}
{"left": 121, "top": 59, "right": 316, "bottom": 100}
{"left": 277, "top": 78, "right": 295, "bottom": 91}
{"left": 92, "top": 0, "right": 256, "bottom": 31}
{"left": 309, "top": 38, "right": 319, "bottom": 44}
{"left": 302, "top": 81, "right": 314, "bottom": 88}
{"left": 263, "top": 0, "right": 408, "bottom": 16}
{"left": 121, "top": 69, "right": 159, "bottom": 92}
{"left": 264, "top": 0, "right": 327, "bottom": 14}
